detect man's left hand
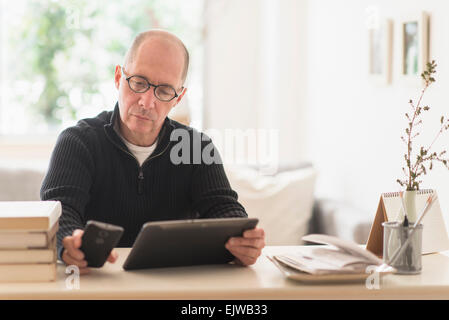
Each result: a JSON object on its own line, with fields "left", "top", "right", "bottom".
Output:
{"left": 225, "top": 227, "right": 265, "bottom": 266}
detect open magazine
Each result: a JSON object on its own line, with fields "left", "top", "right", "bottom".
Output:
{"left": 271, "top": 234, "right": 384, "bottom": 276}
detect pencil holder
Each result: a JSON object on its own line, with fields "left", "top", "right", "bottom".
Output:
{"left": 382, "top": 221, "right": 423, "bottom": 274}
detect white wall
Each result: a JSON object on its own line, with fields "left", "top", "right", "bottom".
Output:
{"left": 204, "top": 0, "right": 261, "bottom": 131}
{"left": 205, "top": 0, "right": 449, "bottom": 228}
{"left": 306, "top": 0, "right": 449, "bottom": 225}
{"left": 204, "top": 0, "right": 309, "bottom": 165}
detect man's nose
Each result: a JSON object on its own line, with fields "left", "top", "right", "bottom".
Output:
{"left": 138, "top": 87, "right": 157, "bottom": 109}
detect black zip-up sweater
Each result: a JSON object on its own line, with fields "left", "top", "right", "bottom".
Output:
{"left": 41, "top": 103, "right": 247, "bottom": 260}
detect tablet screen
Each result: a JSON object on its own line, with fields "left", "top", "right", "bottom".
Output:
{"left": 123, "top": 217, "right": 259, "bottom": 270}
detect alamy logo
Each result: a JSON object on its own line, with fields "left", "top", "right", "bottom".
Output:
{"left": 65, "top": 265, "right": 80, "bottom": 290}
{"left": 365, "top": 265, "right": 380, "bottom": 290}
{"left": 66, "top": 5, "right": 81, "bottom": 30}
{"left": 169, "top": 128, "right": 279, "bottom": 175}
{"left": 365, "top": 6, "right": 380, "bottom": 30}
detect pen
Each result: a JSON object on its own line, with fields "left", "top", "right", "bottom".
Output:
{"left": 402, "top": 213, "right": 412, "bottom": 267}
{"left": 399, "top": 191, "right": 412, "bottom": 266}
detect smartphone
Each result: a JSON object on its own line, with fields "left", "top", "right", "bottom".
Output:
{"left": 80, "top": 220, "right": 124, "bottom": 268}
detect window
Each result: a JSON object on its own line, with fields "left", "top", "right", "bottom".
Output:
{"left": 0, "top": 0, "right": 204, "bottom": 137}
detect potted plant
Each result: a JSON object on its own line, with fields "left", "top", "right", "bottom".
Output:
{"left": 396, "top": 60, "right": 449, "bottom": 222}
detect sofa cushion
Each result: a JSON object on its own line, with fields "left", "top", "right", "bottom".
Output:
{"left": 225, "top": 165, "right": 317, "bottom": 245}
{"left": 0, "top": 167, "right": 46, "bottom": 201}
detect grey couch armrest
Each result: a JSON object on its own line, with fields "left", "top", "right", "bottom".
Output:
{"left": 0, "top": 167, "right": 46, "bottom": 201}
{"left": 307, "top": 198, "right": 372, "bottom": 244}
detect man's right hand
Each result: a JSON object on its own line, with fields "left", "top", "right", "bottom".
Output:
{"left": 62, "top": 229, "right": 118, "bottom": 275}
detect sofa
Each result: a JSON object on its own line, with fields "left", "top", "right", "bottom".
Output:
{"left": 0, "top": 161, "right": 317, "bottom": 242}
{"left": 0, "top": 162, "right": 371, "bottom": 245}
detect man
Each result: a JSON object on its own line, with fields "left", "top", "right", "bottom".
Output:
{"left": 41, "top": 30, "right": 265, "bottom": 274}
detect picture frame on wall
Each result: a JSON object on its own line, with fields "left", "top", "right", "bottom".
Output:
{"left": 400, "top": 12, "right": 429, "bottom": 84}
{"left": 368, "top": 18, "right": 393, "bottom": 85}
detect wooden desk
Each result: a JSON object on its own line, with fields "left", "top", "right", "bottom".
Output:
{"left": 1, "top": 246, "right": 449, "bottom": 299}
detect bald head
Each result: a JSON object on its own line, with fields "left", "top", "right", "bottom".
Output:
{"left": 123, "top": 30, "right": 189, "bottom": 85}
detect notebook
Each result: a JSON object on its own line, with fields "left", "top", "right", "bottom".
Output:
{"left": 269, "top": 234, "right": 394, "bottom": 283}
{"left": 366, "top": 189, "right": 449, "bottom": 256}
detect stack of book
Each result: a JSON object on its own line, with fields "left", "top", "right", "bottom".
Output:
{"left": 0, "top": 201, "right": 61, "bottom": 282}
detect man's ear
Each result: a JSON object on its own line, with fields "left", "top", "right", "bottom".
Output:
{"left": 174, "top": 87, "right": 187, "bottom": 106}
{"left": 114, "top": 65, "right": 122, "bottom": 90}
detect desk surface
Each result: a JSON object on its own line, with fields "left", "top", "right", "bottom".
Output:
{"left": 1, "top": 246, "right": 449, "bottom": 299}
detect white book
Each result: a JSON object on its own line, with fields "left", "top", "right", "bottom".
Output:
{"left": 0, "top": 236, "right": 56, "bottom": 264}
{"left": 0, "top": 264, "right": 56, "bottom": 282}
{"left": 0, "top": 248, "right": 55, "bottom": 264}
{"left": 0, "top": 201, "right": 61, "bottom": 231}
{"left": 0, "top": 222, "right": 58, "bottom": 249}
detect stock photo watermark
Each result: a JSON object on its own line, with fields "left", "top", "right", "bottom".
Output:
{"left": 169, "top": 128, "right": 280, "bottom": 175}
{"left": 65, "top": 2, "right": 96, "bottom": 30}
{"left": 65, "top": 265, "right": 80, "bottom": 290}
{"left": 66, "top": 4, "right": 81, "bottom": 30}
{"left": 365, "top": 5, "right": 380, "bottom": 30}
{"left": 365, "top": 266, "right": 381, "bottom": 290}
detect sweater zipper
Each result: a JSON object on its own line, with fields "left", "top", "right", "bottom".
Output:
{"left": 135, "top": 143, "right": 171, "bottom": 195}
{"left": 105, "top": 131, "right": 171, "bottom": 195}
{"left": 138, "top": 168, "right": 144, "bottom": 195}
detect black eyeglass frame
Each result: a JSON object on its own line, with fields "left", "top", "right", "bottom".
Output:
{"left": 121, "top": 66, "right": 181, "bottom": 102}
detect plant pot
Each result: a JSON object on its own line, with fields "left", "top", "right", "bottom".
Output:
{"left": 404, "top": 190, "right": 418, "bottom": 223}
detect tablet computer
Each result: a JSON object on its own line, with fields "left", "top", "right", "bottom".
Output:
{"left": 122, "top": 217, "right": 259, "bottom": 270}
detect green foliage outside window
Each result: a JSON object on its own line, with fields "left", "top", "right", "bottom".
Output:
{"left": 7, "top": 0, "right": 201, "bottom": 128}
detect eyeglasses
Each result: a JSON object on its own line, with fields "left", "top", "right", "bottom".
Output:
{"left": 121, "top": 66, "right": 180, "bottom": 102}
